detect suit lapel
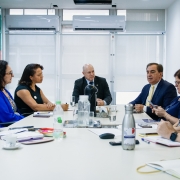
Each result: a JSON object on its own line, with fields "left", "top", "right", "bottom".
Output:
{"left": 151, "top": 79, "right": 163, "bottom": 102}
{"left": 94, "top": 76, "right": 99, "bottom": 88}
{"left": 143, "top": 84, "right": 151, "bottom": 104}
{"left": 82, "top": 77, "right": 88, "bottom": 94}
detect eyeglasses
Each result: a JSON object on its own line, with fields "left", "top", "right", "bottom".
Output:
{"left": 175, "top": 81, "right": 180, "bottom": 86}
{"left": 5, "top": 71, "right": 14, "bottom": 76}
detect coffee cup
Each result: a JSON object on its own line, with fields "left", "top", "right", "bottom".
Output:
{"left": 61, "top": 103, "right": 69, "bottom": 111}
{"left": 4, "top": 134, "right": 17, "bottom": 147}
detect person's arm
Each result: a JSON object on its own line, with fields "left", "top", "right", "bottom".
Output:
{"left": 153, "top": 107, "right": 179, "bottom": 124}
{"left": 0, "top": 96, "right": 24, "bottom": 123}
{"left": 40, "top": 90, "right": 55, "bottom": 108}
{"left": 16, "top": 89, "right": 54, "bottom": 111}
{"left": 102, "top": 79, "right": 112, "bottom": 105}
{"left": 72, "top": 80, "right": 80, "bottom": 104}
{"left": 157, "top": 120, "right": 180, "bottom": 142}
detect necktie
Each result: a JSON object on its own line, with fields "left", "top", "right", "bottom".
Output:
{"left": 89, "top": 81, "right": 93, "bottom": 85}
{"left": 146, "top": 85, "right": 155, "bottom": 106}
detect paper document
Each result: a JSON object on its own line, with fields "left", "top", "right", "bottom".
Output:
{"left": 33, "top": 111, "right": 53, "bottom": 117}
{"left": 88, "top": 128, "right": 121, "bottom": 136}
{"left": 1, "top": 131, "right": 44, "bottom": 142}
{"left": 147, "top": 159, "right": 180, "bottom": 178}
{"left": 144, "top": 136, "right": 180, "bottom": 147}
{"left": 0, "top": 128, "right": 28, "bottom": 137}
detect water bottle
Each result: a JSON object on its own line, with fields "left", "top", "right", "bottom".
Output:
{"left": 53, "top": 101, "right": 64, "bottom": 140}
{"left": 122, "top": 104, "right": 136, "bottom": 150}
{"left": 78, "top": 95, "right": 90, "bottom": 127}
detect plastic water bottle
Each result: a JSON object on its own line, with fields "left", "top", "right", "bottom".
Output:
{"left": 78, "top": 95, "right": 90, "bottom": 127}
{"left": 122, "top": 104, "right": 136, "bottom": 150}
{"left": 53, "top": 101, "right": 64, "bottom": 140}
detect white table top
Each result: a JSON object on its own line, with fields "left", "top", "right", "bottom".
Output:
{"left": 0, "top": 112, "right": 179, "bottom": 180}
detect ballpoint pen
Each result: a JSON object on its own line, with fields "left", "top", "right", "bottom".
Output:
{"left": 141, "top": 138, "right": 150, "bottom": 144}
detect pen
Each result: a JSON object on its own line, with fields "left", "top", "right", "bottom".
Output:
{"left": 37, "top": 112, "right": 50, "bottom": 114}
{"left": 9, "top": 126, "right": 34, "bottom": 130}
{"left": 141, "top": 138, "right": 150, "bottom": 144}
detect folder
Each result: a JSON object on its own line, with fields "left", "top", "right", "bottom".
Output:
{"left": 1, "top": 131, "right": 44, "bottom": 142}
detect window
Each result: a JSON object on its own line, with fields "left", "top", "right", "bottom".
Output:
{"left": 24, "top": 9, "right": 47, "bottom": 15}
{"left": 10, "top": 9, "right": 23, "bottom": 15}
{"left": 116, "top": 92, "right": 140, "bottom": 104}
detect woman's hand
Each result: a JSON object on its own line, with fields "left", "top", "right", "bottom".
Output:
{"left": 152, "top": 106, "right": 166, "bottom": 117}
{"left": 173, "top": 121, "right": 180, "bottom": 132}
{"left": 45, "top": 102, "right": 55, "bottom": 109}
{"left": 157, "top": 120, "right": 175, "bottom": 139}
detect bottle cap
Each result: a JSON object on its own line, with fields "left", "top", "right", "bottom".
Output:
{"left": 57, "top": 117, "right": 62, "bottom": 123}
{"left": 125, "top": 104, "right": 134, "bottom": 111}
{"left": 56, "top": 101, "right": 61, "bottom": 105}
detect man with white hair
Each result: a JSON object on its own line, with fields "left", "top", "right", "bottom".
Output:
{"left": 72, "top": 64, "right": 112, "bottom": 106}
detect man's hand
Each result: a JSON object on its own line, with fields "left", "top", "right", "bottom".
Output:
{"left": 96, "top": 98, "right": 104, "bottom": 106}
{"left": 134, "top": 104, "right": 144, "bottom": 113}
{"left": 157, "top": 120, "right": 175, "bottom": 139}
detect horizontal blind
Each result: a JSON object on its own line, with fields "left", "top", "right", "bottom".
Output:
{"left": 114, "top": 34, "right": 164, "bottom": 92}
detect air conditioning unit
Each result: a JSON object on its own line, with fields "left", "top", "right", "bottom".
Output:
{"left": 73, "top": 15, "right": 125, "bottom": 31}
{"left": 74, "top": 0, "right": 112, "bottom": 4}
{"left": 6, "top": 15, "right": 59, "bottom": 31}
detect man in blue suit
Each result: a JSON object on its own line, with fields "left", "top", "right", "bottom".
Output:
{"left": 130, "top": 63, "right": 177, "bottom": 120}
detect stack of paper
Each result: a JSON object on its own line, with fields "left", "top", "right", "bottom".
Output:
{"left": 147, "top": 159, "right": 180, "bottom": 178}
{"left": 144, "top": 136, "right": 180, "bottom": 147}
{"left": 1, "top": 131, "right": 44, "bottom": 142}
{"left": 0, "top": 128, "right": 28, "bottom": 137}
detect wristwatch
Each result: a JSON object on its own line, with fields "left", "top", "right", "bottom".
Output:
{"left": 170, "top": 132, "right": 178, "bottom": 141}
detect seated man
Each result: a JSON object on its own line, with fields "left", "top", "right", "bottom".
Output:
{"left": 157, "top": 120, "right": 180, "bottom": 142}
{"left": 72, "top": 64, "right": 112, "bottom": 106}
{"left": 130, "top": 63, "right": 177, "bottom": 120}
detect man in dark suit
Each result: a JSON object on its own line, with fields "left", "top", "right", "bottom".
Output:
{"left": 130, "top": 63, "right": 177, "bottom": 120}
{"left": 72, "top": 64, "right": 112, "bottom": 106}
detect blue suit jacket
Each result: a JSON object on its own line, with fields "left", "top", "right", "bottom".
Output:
{"left": 130, "top": 79, "right": 177, "bottom": 120}
{"left": 0, "top": 89, "right": 24, "bottom": 125}
{"left": 165, "top": 96, "right": 180, "bottom": 119}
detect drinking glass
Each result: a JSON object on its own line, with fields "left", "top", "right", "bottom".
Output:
{"left": 70, "top": 96, "right": 75, "bottom": 107}
{"left": 109, "top": 105, "right": 117, "bottom": 121}
{"left": 89, "top": 111, "right": 94, "bottom": 127}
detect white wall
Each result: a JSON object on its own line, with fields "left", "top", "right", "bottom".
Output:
{"left": 166, "top": 0, "right": 180, "bottom": 85}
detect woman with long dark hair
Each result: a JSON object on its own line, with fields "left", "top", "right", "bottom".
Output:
{"left": 14, "top": 64, "right": 55, "bottom": 116}
{"left": 0, "top": 60, "right": 24, "bottom": 124}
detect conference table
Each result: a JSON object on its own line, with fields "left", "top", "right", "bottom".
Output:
{"left": 0, "top": 105, "right": 179, "bottom": 180}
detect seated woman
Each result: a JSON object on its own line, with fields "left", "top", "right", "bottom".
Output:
{"left": 0, "top": 60, "right": 24, "bottom": 125}
{"left": 152, "top": 69, "right": 180, "bottom": 125}
{"left": 14, "top": 64, "right": 55, "bottom": 116}
{"left": 157, "top": 120, "right": 180, "bottom": 142}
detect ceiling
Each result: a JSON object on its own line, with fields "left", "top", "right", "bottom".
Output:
{"left": 0, "top": 0, "right": 176, "bottom": 9}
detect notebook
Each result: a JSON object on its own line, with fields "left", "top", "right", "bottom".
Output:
{"left": 0, "top": 128, "right": 28, "bottom": 137}
{"left": 144, "top": 136, "right": 180, "bottom": 147}
{"left": 147, "top": 159, "right": 180, "bottom": 179}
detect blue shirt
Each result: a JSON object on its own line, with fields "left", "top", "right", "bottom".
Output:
{"left": 0, "top": 89, "right": 24, "bottom": 126}
{"left": 166, "top": 96, "right": 180, "bottom": 119}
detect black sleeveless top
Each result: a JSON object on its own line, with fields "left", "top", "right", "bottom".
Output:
{"left": 14, "top": 84, "right": 43, "bottom": 116}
